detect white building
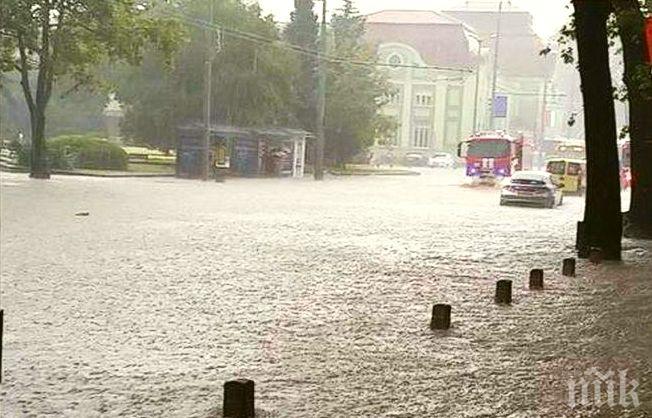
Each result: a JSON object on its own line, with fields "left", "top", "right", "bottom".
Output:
{"left": 365, "top": 6, "right": 563, "bottom": 164}
{"left": 365, "top": 10, "right": 483, "bottom": 161}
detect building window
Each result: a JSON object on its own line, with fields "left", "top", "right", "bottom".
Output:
{"left": 412, "top": 126, "right": 430, "bottom": 148}
{"left": 415, "top": 94, "right": 433, "bottom": 107}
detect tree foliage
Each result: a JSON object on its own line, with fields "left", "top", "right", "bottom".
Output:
{"left": 284, "top": 0, "right": 319, "bottom": 132}
{"left": 325, "top": 0, "right": 393, "bottom": 164}
{"left": 117, "top": 0, "right": 394, "bottom": 164}
{"left": 0, "top": 0, "right": 182, "bottom": 177}
{"left": 115, "top": 0, "right": 300, "bottom": 149}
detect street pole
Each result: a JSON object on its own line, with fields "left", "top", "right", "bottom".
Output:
{"left": 489, "top": 0, "right": 503, "bottom": 131}
{"left": 201, "top": 0, "right": 215, "bottom": 181}
{"left": 314, "top": 0, "right": 327, "bottom": 181}
{"left": 472, "top": 39, "right": 482, "bottom": 134}
{"left": 538, "top": 77, "right": 549, "bottom": 168}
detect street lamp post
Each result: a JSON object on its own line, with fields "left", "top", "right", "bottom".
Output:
{"left": 472, "top": 39, "right": 483, "bottom": 134}
{"left": 314, "top": 0, "right": 327, "bottom": 181}
{"left": 201, "top": 0, "right": 215, "bottom": 181}
{"left": 489, "top": 0, "right": 504, "bottom": 130}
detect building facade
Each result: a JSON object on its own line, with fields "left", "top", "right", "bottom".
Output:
{"left": 444, "top": 6, "right": 558, "bottom": 143}
{"left": 364, "top": 10, "right": 482, "bottom": 162}
{"left": 365, "top": 6, "right": 566, "bottom": 166}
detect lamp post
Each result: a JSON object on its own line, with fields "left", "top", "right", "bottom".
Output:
{"left": 472, "top": 39, "right": 483, "bottom": 133}
{"left": 314, "top": 0, "right": 327, "bottom": 181}
{"left": 201, "top": 0, "right": 215, "bottom": 181}
{"left": 489, "top": 0, "right": 504, "bottom": 130}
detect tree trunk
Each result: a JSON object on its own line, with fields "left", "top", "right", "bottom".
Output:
{"left": 17, "top": 2, "right": 53, "bottom": 180}
{"left": 614, "top": 0, "right": 652, "bottom": 239}
{"left": 573, "top": 0, "right": 623, "bottom": 260}
{"left": 29, "top": 107, "right": 49, "bottom": 178}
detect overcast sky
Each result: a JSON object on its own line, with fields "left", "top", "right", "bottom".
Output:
{"left": 255, "top": 0, "right": 573, "bottom": 39}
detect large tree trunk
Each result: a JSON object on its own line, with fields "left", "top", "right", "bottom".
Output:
{"left": 17, "top": 2, "right": 53, "bottom": 180}
{"left": 29, "top": 106, "right": 49, "bottom": 179}
{"left": 614, "top": 0, "right": 652, "bottom": 239}
{"left": 573, "top": 0, "right": 623, "bottom": 260}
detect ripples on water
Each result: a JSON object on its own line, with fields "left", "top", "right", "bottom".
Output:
{"left": 0, "top": 171, "right": 650, "bottom": 417}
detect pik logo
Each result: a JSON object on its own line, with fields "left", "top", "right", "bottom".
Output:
{"left": 567, "top": 367, "right": 640, "bottom": 409}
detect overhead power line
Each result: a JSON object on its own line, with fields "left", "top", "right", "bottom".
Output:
{"left": 159, "top": 9, "right": 476, "bottom": 74}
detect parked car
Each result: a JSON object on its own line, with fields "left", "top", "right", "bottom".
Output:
{"left": 404, "top": 153, "right": 427, "bottom": 167}
{"left": 428, "top": 152, "right": 456, "bottom": 168}
{"left": 500, "top": 171, "right": 563, "bottom": 208}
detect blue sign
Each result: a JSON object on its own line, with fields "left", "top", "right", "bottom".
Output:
{"left": 493, "top": 95, "right": 508, "bottom": 118}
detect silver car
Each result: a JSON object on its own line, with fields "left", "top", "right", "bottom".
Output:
{"left": 428, "top": 152, "right": 456, "bottom": 168}
{"left": 500, "top": 171, "right": 564, "bottom": 208}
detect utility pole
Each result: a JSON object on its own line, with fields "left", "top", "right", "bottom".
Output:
{"left": 472, "top": 39, "right": 483, "bottom": 134}
{"left": 489, "top": 0, "right": 503, "bottom": 130}
{"left": 538, "top": 77, "right": 549, "bottom": 169}
{"left": 201, "top": 0, "right": 215, "bottom": 181}
{"left": 314, "top": 0, "right": 327, "bottom": 181}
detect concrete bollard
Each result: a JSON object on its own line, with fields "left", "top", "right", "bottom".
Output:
{"left": 529, "top": 269, "right": 544, "bottom": 290}
{"left": 223, "top": 379, "right": 255, "bottom": 418}
{"left": 562, "top": 258, "right": 576, "bottom": 277}
{"left": 430, "top": 304, "right": 451, "bottom": 330}
{"left": 495, "top": 280, "right": 512, "bottom": 304}
{"left": 589, "top": 247, "right": 603, "bottom": 265}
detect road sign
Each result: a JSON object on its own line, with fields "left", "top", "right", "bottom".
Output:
{"left": 493, "top": 95, "right": 508, "bottom": 118}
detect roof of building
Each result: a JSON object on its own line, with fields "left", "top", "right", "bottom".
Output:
{"left": 178, "top": 124, "right": 313, "bottom": 141}
{"left": 366, "top": 10, "right": 471, "bottom": 28}
{"left": 443, "top": 9, "right": 553, "bottom": 77}
{"left": 364, "top": 10, "right": 477, "bottom": 69}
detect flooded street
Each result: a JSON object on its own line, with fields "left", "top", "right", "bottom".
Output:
{"left": 1, "top": 170, "right": 650, "bottom": 417}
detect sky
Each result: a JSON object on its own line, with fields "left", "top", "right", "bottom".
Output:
{"left": 255, "top": 0, "right": 573, "bottom": 39}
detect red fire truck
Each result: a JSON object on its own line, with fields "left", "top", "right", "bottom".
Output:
{"left": 458, "top": 132, "right": 525, "bottom": 183}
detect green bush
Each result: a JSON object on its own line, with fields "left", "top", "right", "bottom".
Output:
{"left": 47, "top": 135, "right": 128, "bottom": 171}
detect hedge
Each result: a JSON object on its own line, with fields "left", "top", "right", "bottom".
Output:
{"left": 47, "top": 135, "right": 128, "bottom": 171}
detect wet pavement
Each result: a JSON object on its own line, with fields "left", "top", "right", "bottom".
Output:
{"left": 0, "top": 170, "right": 650, "bottom": 417}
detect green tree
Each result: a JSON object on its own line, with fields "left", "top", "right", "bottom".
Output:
{"left": 325, "top": 0, "right": 393, "bottom": 165}
{"left": 115, "top": 0, "right": 299, "bottom": 148}
{"left": 612, "top": 0, "right": 652, "bottom": 238}
{"left": 558, "top": 1, "right": 652, "bottom": 239}
{"left": 0, "top": 0, "right": 180, "bottom": 178}
{"left": 572, "top": 0, "right": 622, "bottom": 260}
{"left": 284, "top": 0, "right": 319, "bottom": 132}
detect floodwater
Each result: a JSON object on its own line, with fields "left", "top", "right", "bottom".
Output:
{"left": 0, "top": 170, "right": 650, "bottom": 417}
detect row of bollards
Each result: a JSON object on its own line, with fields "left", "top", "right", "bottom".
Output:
{"left": 431, "top": 257, "right": 579, "bottom": 331}
{"left": 222, "top": 257, "right": 583, "bottom": 414}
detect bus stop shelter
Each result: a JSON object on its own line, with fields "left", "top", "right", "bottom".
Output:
{"left": 177, "top": 124, "right": 313, "bottom": 179}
